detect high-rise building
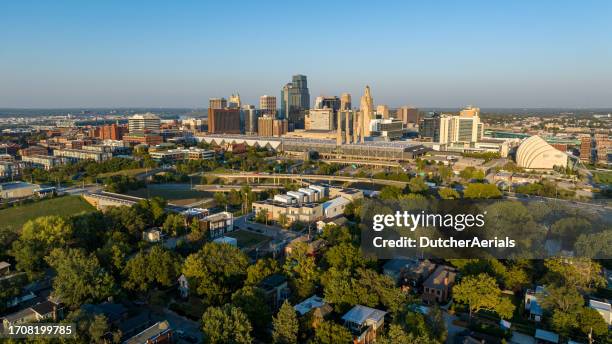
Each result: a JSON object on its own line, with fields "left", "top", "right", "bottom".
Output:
{"left": 305, "top": 109, "right": 335, "bottom": 131}
{"left": 340, "top": 93, "right": 352, "bottom": 111}
{"left": 376, "top": 105, "right": 389, "bottom": 119}
{"left": 314, "top": 96, "right": 341, "bottom": 112}
{"left": 419, "top": 112, "right": 441, "bottom": 142}
{"left": 359, "top": 86, "right": 374, "bottom": 137}
{"left": 419, "top": 107, "right": 483, "bottom": 144}
{"left": 579, "top": 136, "right": 593, "bottom": 162}
{"left": 594, "top": 134, "right": 611, "bottom": 164}
{"left": 228, "top": 93, "right": 241, "bottom": 108}
{"left": 128, "top": 113, "right": 161, "bottom": 134}
{"left": 397, "top": 106, "right": 419, "bottom": 125}
{"left": 243, "top": 105, "right": 259, "bottom": 135}
{"left": 281, "top": 74, "right": 310, "bottom": 129}
{"left": 459, "top": 106, "right": 480, "bottom": 117}
{"left": 209, "top": 98, "right": 228, "bottom": 110}
{"left": 258, "top": 116, "right": 288, "bottom": 137}
{"left": 208, "top": 108, "right": 241, "bottom": 134}
{"left": 259, "top": 95, "right": 277, "bottom": 116}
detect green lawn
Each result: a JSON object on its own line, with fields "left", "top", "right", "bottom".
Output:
{"left": 226, "top": 230, "right": 270, "bottom": 248}
{"left": 0, "top": 196, "right": 95, "bottom": 232}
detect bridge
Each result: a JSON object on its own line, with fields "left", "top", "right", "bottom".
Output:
{"left": 194, "top": 184, "right": 286, "bottom": 192}
{"left": 203, "top": 172, "right": 409, "bottom": 187}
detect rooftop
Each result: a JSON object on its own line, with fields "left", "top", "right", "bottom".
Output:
{"left": 342, "top": 305, "right": 386, "bottom": 325}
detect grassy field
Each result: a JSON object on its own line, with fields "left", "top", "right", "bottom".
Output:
{"left": 126, "top": 184, "right": 212, "bottom": 204}
{"left": 0, "top": 196, "right": 96, "bottom": 232}
{"left": 226, "top": 230, "right": 270, "bottom": 248}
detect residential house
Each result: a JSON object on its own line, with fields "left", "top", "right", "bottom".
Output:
{"left": 0, "top": 261, "right": 10, "bottom": 275}
{"left": 81, "top": 303, "right": 128, "bottom": 327}
{"left": 524, "top": 286, "right": 545, "bottom": 322}
{"left": 257, "top": 274, "right": 289, "bottom": 310}
{"left": 316, "top": 216, "right": 348, "bottom": 232}
{"left": 142, "top": 228, "right": 164, "bottom": 243}
{"left": 294, "top": 295, "right": 332, "bottom": 329}
{"left": 589, "top": 299, "right": 611, "bottom": 326}
{"left": 422, "top": 265, "right": 456, "bottom": 305}
{"left": 177, "top": 274, "right": 189, "bottom": 299}
{"left": 199, "top": 211, "right": 233, "bottom": 239}
{"left": 2, "top": 299, "right": 63, "bottom": 328}
{"left": 284, "top": 236, "right": 327, "bottom": 257}
{"left": 123, "top": 320, "right": 173, "bottom": 344}
{"left": 382, "top": 258, "right": 436, "bottom": 288}
{"left": 341, "top": 305, "right": 387, "bottom": 344}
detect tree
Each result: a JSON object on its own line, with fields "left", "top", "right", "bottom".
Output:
{"left": 272, "top": 300, "right": 299, "bottom": 344}
{"left": 378, "top": 324, "right": 439, "bottom": 344}
{"left": 577, "top": 307, "right": 608, "bottom": 338}
{"left": 162, "top": 213, "right": 186, "bottom": 236}
{"left": 544, "top": 258, "right": 605, "bottom": 291}
{"left": 283, "top": 242, "right": 319, "bottom": 299}
{"left": 245, "top": 258, "right": 280, "bottom": 286}
{"left": 438, "top": 187, "right": 460, "bottom": 199}
{"left": 426, "top": 305, "right": 448, "bottom": 343}
{"left": 232, "top": 286, "right": 272, "bottom": 339}
{"left": 122, "top": 246, "right": 180, "bottom": 293}
{"left": 45, "top": 248, "right": 115, "bottom": 307}
{"left": 323, "top": 243, "right": 367, "bottom": 272}
{"left": 202, "top": 305, "right": 252, "bottom": 344}
{"left": 183, "top": 243, "right": 249, "bottom": 304}
{"left": 452, "top": 273, "right": 515, "bottom": 319}
{"left": 463, "top": 183, "right": 502, "bottom": 199}
{"left": 11, "top": 215, "right": 74, "bottom": 279}
{"left": 574, "top": 231, "right": 612, "bottom": 258}
{"left": 320, "top": 224, "right": 352, "bottom": 245}
{"left": 313, "top": 320, "right": 352, "bottom": 344}
{"left": 380, "top": 186, "right": 404, "bottom": 200}
{"left": 408, "top": 176, "right": 428, "bottom": 194}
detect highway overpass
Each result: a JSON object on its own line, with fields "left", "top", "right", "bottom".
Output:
{"left": 203, "top": 172, "right": 408, "bottom": 187}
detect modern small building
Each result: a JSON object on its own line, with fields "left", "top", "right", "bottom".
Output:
{"left": 199, "top": 211, "right": 234, "bottom": 239}
{"left": 257, "top": 274, "right": 289, "bottom": 310}
{"left": 0, "top": 181, "right": 40, "bottom": 200}
{"left": 342, "top": 305, "right": 386, "bottom": 344}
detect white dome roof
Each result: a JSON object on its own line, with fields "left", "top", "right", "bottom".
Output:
{"left": 516, "top": 135, "right": 568, "bottom": 169}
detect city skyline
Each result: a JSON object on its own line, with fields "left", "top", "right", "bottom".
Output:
{"left": 1, "top": 1, "right": 611, "bottom": 108}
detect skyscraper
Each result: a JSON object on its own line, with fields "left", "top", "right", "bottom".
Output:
{"left": 281, "top": 74, "right": 310, "bottom": 129}
{"left": 360, "top": 86, "right": 374, "bottom": 137}
{"left": 228, "top": 93, "right": 241, "bottom": 108}
{"left": 209, "top": 98, "right": 227, "bottom": 110}
{"left": 314, "top": 96, "right": 340, "bottom": 112}
{"left": 243, "top": 105, "right": 259, "bottom": 135}
{"left": 259, "top": 95, "right": 277, "bottom": 116}
{"left": 340, "top": 93, "right": 352, "bottom": 111}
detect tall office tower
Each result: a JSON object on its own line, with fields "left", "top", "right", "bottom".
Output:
{"left": 305, "top": 109, "right": 335, "bottom": 131}
{"left": 376, "top": 104, "right": 390, "bottom": 119}
{"left": 580, "top": 136, "right": 593, "bottom": 162}
{"left": 397, "top": 106, "right": 419, "bottom": 125}
{"left": 243, "top": 105, "right": 259, "bottom": 135}
{"left": 228, "top": 93, "right": 241, "bottom": 108}
{"left": 258, "top": 116, "right": 287, "bottom": 137}
{"left": 594, "top": 133, "right": 611, "bottom": 164}
{"left": 340, "top": 93, "right": 352, "bottom": 111}
{"left": 419, "top": 112, "right": 441, "bottom": 141}
{"left": 209, "top": 97, "right": 227, "bottom": 110}
{"left": 359, "top": 86, "right": 374, "bottom": 137}
{"left": 337, "top": 109, "right": 356, "bottom": 144}
{"left": 352, "top": 110, "right": 364, "bottom": 143}
{"left": 259, "top": 95, "right": 277, "bottom": 116}
{"left": 208, "top": 108, "right": 241, "bottom": 134}
{"left": 280, "top": 74, "right": 310, "bottom": 129}
{"left": 128, "top": 113, "right": 161, "bottom": 134}
{"left": 336, "top": 108, "right": 342, "bottom": 145}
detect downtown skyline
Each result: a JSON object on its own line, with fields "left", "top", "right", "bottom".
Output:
{"left": 1, "top": 0, "right": 611, "bottom": 108}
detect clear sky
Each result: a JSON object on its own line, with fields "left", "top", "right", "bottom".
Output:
{"left": 1, "top": 0, "right": 611, "bottom": 108}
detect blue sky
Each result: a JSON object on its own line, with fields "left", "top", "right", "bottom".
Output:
{"left": 1, "top": 0, "right": 611, "bottom": 108}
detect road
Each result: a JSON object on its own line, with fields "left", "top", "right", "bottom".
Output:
{"left": 203, "top": 172, "right": 409, "bottom": 187}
